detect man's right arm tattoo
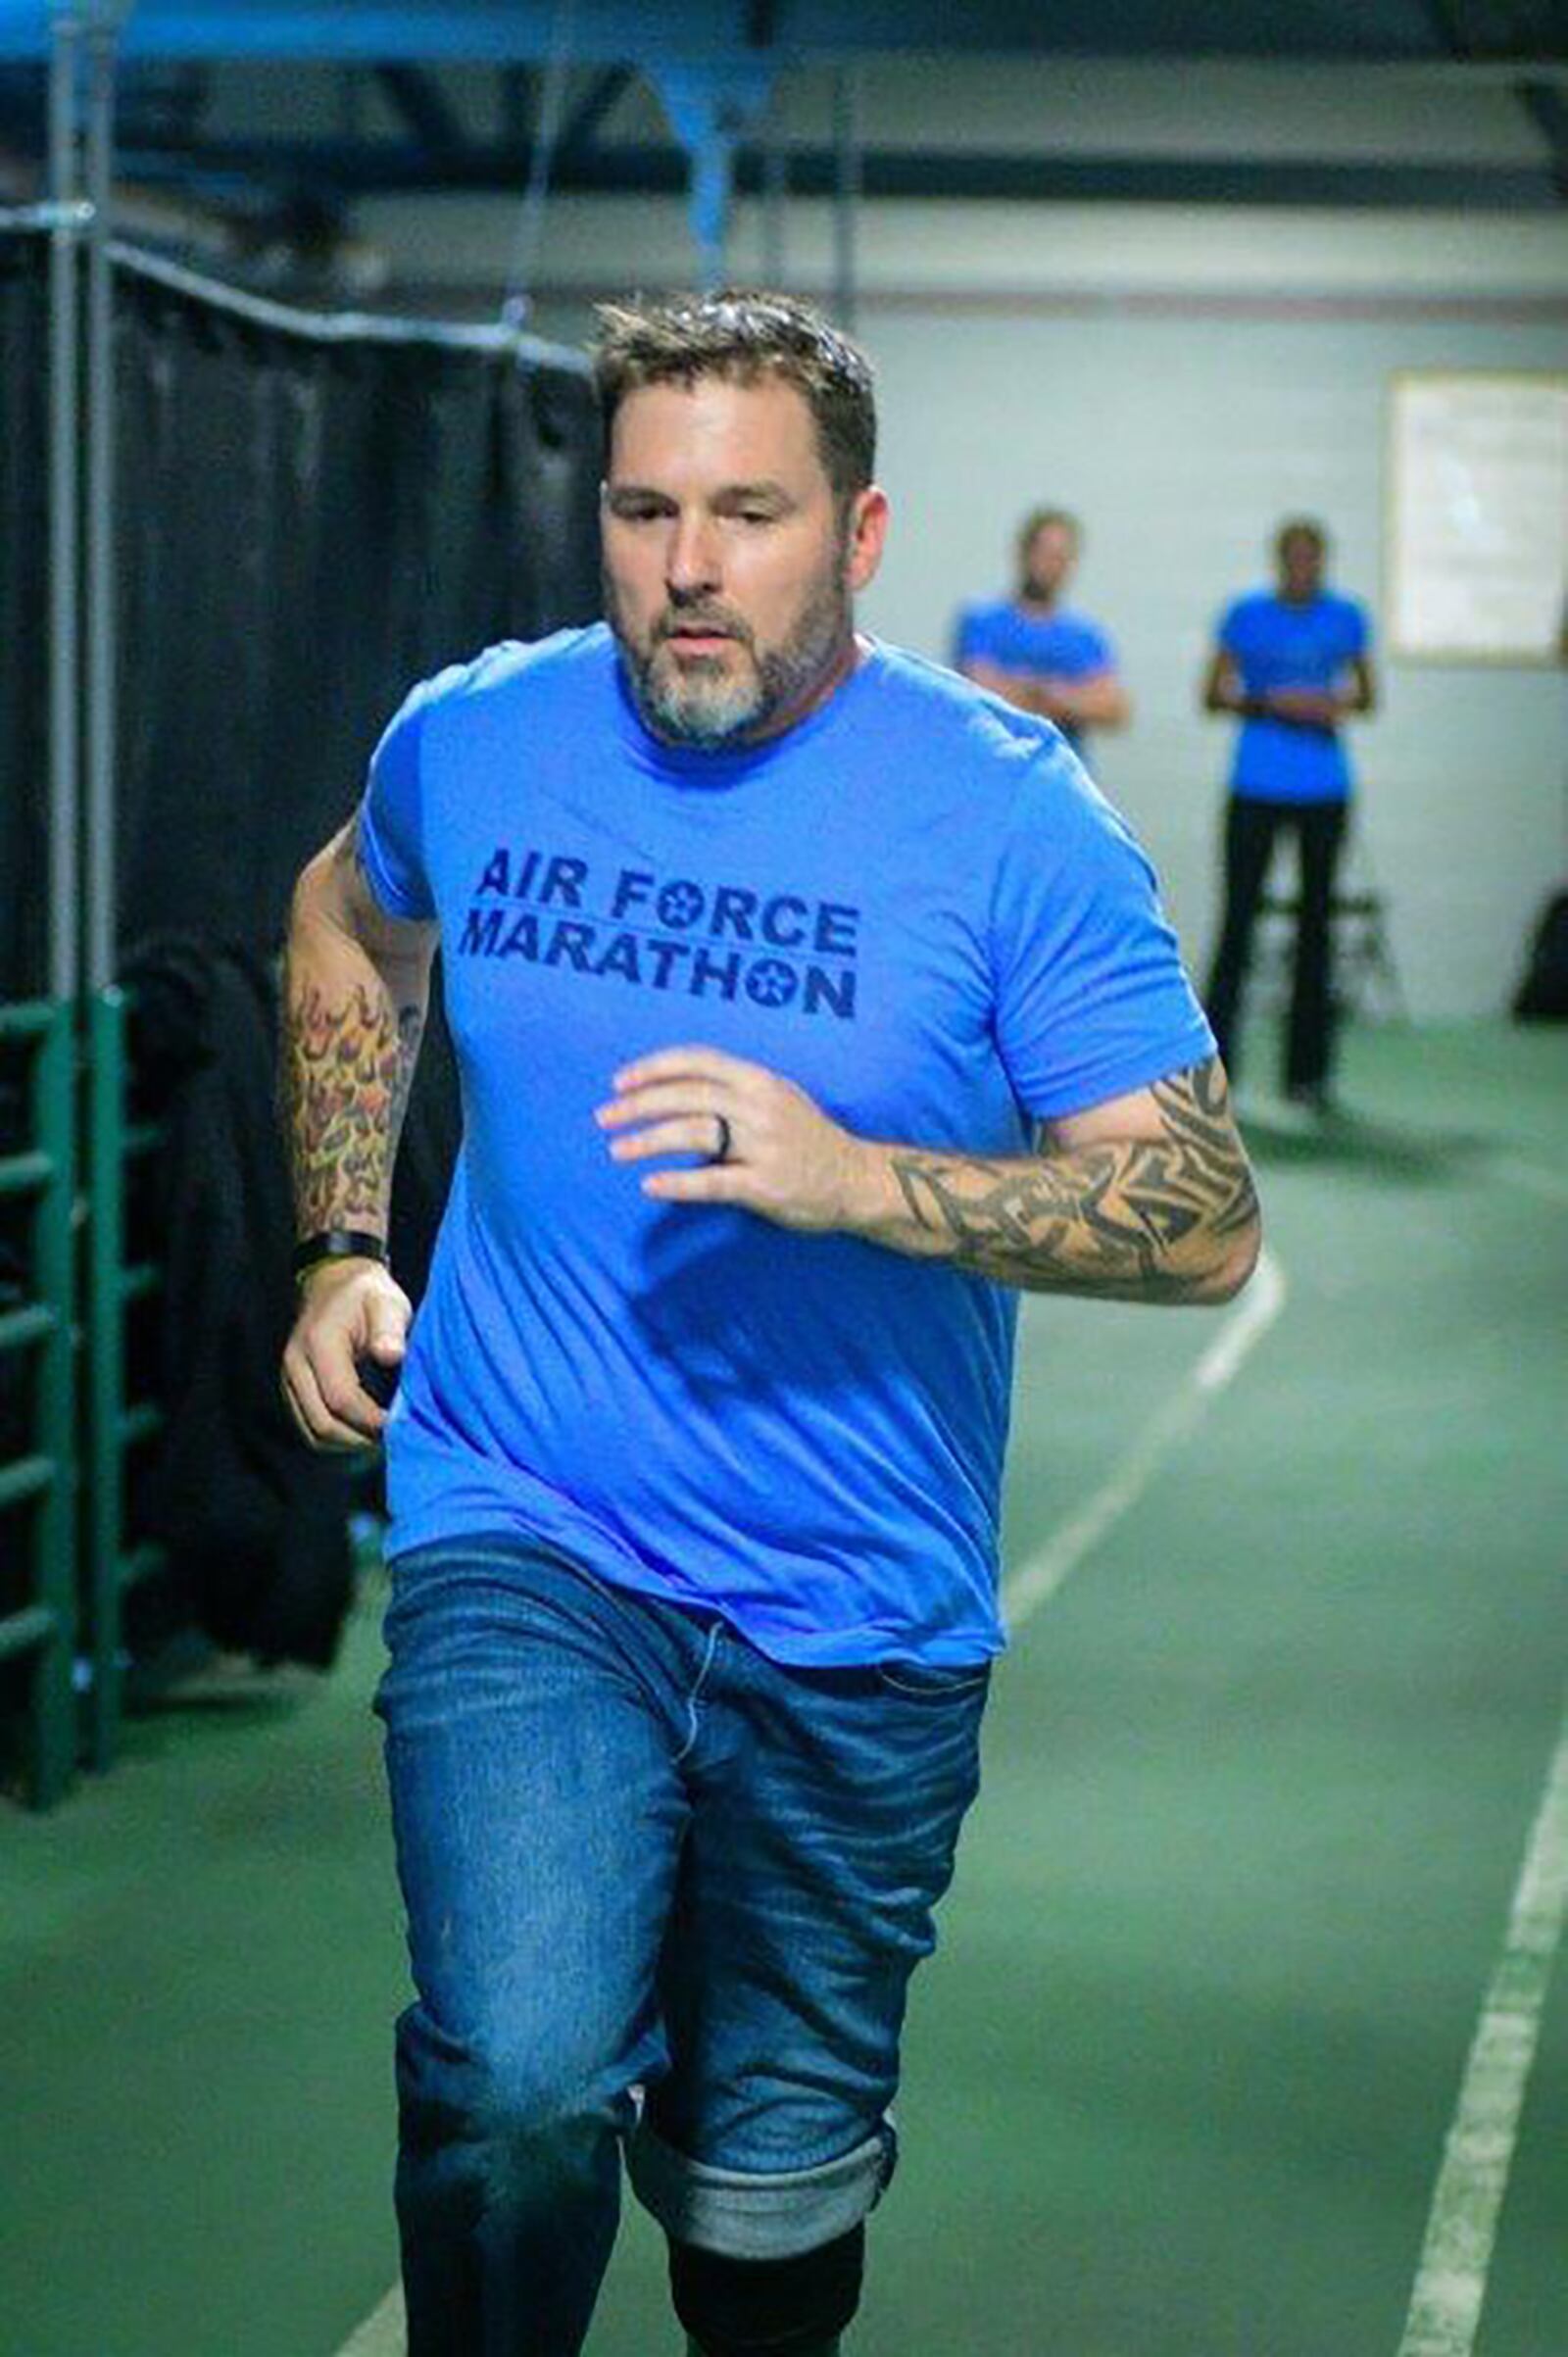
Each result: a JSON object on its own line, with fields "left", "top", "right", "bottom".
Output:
{"left": 862, "top": 1061, "right": 1259, "bottom": 1304}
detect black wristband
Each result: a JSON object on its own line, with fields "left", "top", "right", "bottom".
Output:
{"left": 292, "top": 1228, "right": 388, "bottom": 1283}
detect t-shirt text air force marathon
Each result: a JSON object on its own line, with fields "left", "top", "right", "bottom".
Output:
{"left": 359, "top": 625, "right": 1213, "bottom": 1669}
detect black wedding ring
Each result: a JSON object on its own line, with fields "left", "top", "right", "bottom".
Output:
{"left": 709, "top": 1113, "right": 732, "bottom": 1164}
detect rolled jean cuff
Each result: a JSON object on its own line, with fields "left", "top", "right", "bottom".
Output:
{"left": 626, "top": 2120, "right": 895, "bottom": 2259}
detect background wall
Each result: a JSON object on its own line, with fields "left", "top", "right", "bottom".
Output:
{"left": 862, "top": 288, "right": 1566, "bottom": 1020}
{"left": 357, "top": 178, "right": 1568, "bottom": 1021}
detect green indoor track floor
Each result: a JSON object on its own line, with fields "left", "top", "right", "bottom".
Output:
{"left": 3, "top": 1020, "right": 1565, "bottom": 2357}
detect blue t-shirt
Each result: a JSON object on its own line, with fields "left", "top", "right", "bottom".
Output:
{"left": 1219, "top": 588, "right": 1370, "bottom": 804}
{"left": 358, "top": 625, "right": 1213, "bottom": 1669}
{"left": 951, "top": 601, "right": 1117, "bottom": 750}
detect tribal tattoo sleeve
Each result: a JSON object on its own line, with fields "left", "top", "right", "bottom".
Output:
{"left": 880, "top": 1060, "right": 1259, "bottom": 1303}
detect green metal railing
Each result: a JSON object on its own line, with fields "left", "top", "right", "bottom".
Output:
{"left": 2, "top": 982, "right": 377, "bottom": 1798}
{"left": 0, "top": 998, "right": 77, "bottom": 1807}
{"left": 81, "top": 984, "right": 168, "bottom": 1773}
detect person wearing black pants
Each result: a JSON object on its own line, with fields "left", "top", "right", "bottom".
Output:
{"left": 1205, "top": 796, "right": 1348, "bottom": 1101}
{"left": 1201, "top": 519, "right": 1375, "bottom": 1107}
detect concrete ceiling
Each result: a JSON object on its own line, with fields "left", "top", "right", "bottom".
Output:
{"left": 0, "top": 1, "right": 1563, "bottom": 290}
{"left": 0, "top": 3, "right": 1563, "bottom": 66}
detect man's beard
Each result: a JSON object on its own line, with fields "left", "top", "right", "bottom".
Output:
{"left": 607, "top": 556, "right": 852, "bottom": 750}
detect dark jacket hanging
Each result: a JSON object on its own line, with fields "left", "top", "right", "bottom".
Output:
{"left": 125, "top": 936, "right": 355, "bottom": 1667}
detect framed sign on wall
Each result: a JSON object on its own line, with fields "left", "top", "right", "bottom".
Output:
{"left": 1388, "top": 370, "right": 1568, "bottom": 665}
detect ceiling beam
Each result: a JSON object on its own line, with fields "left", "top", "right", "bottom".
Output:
{"left": 497, "top": 65, "right": 535, "bottom": 152}
{"left": 81, "top": 131, "right": 1563, "bottom": 211}
{"left": 1517, "top": 76, "right": 1568, "bottom": 197}
{"left": 557, "top": 65, "right": 636, "bottom": 163}
{"left": 1418, "top": 0, "right": 1472, "bottom": 59}
{"left": 1419, "top": 0, "right": 1568, "bottom": 63}
{"left": 373, "top": 63, "right": 466, "bottom": 154}
{"left": 1, "top": 0, "right": 1563, "bottom": 67}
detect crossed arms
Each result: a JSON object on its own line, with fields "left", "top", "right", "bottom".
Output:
{"left": 1202, "top": 646, "right": 1376, "bottom": 731}
{"left": 960, "top": 656, "right": 1131, "bottom": 732}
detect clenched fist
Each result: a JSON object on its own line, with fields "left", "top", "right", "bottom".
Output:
{"left": 281, "top": 1257, "right": 411, "bottom": 1449}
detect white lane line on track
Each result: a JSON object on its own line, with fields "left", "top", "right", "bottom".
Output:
{"left": 1002, "top": 1246, "right": 1289, "bottom": 1630}
{"left": 334, "top": 1251, "right": 1289, "bottom": 2357}
{"left": 332, "top": 2284, "right": 405, "bottom": 2356}
{"left": 1396, "top": 1693, "right": 1568, "bottom": 2357}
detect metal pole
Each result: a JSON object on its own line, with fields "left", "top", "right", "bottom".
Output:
{"left": 832, "top": 66, "right": 860, "bottom": 332}
{"left": 85, "top": 13, "right": 117, "bottom": 992}
{"left": 84, "top": 984, "right": 125, "bottom": 1771}
{"left": 692, "top": 137, "right": 731, "bottom": 292}
{"left": 761, "top": 77, "right": 787, "bottom": 287}
{"left": 83, "top": 13, "right": 123, "bottom": 1770}
{"left": 31, "top": 1000, "right": 78, "bottom": 1804}
{"left": 48, "top": 8, "right": 83, "bottom": 1006}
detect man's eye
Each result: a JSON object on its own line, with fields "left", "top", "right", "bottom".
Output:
{"left": 734, "top": 510, "right": 776, "bottom": 526}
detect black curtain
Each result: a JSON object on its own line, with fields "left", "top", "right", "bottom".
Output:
{"left": 0, "top": 234, "right": 50, "bottom": 1696}
{"left": 110, "top": 264, "right": 602, "bottom": 1662}
{"left": 0, "top": 242, "right": 603, "bottom": 1665}
{"left": 0, "top": 235, "right": 603, "bottom": 984}
{"left": 0, "top": 231, "right": 49, "bottom": 1001}
{"left": 113, "top": 261, "right": 602, "bottom": 953}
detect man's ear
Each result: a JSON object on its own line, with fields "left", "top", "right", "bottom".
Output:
{"left": 846, "top": 485, "right": 890, "bottom": 593}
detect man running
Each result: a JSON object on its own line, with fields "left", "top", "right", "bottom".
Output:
{"left": 281, "top": 290, "right": 1258, "bottom": 2357}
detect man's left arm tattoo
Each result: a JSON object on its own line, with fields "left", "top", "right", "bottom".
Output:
{"left": 871, "top": 1061, "right": 1259, "bottom": 1303}
{"left": 280, "top": 976, "right": 425, "bottom": 1239}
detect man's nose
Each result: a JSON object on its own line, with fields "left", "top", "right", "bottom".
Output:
{"left": 665, "top": 514, "right": 722, "bottom": 598}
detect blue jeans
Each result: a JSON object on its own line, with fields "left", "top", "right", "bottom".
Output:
{"left": 373, "top": 1535, "right": 990, "bottom": 2357}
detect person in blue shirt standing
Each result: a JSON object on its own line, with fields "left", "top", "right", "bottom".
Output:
{"left": 279, "top": 291, "right": 1259, "bottom": 2357}
{"left": 952, "top": 507, "right": 1131, "bottom": 760}
{"left": 1201, "top": 517, "right": 1377, "bottom": 1108}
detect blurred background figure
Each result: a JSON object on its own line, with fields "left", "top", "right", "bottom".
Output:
{"left": 952, "top": 507, "right": 1130, "bottom": 761}
{"left": 1200, "top": 517, "right": 1376, "bottom": 1109}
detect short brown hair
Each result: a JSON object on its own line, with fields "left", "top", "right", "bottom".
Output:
{"left": 1275, "top": 516, "right": 1328, "bottom": 558}
{"left": 592, "top": 289, "right": 877, "bottom": 505}
{"left": 1016, "top": 507, "right": 1081, "bottom": 562}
